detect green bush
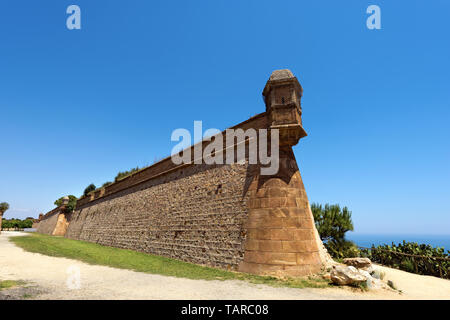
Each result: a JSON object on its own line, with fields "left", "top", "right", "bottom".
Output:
{"left": 81, "top": 166, "right": 144, "bottom": 198}
{"left": 102, "top": 181, "right": 113, "bottom": 187}
{"left": 325, "top": 239, "right": 360, "bottom": 260}
{"left": 361, "top": 241, "right": 450, "bottom": 279}
{"left": 22, "top": 219, "right": 33, "bottom": 228}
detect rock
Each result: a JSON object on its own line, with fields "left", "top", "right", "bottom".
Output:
{"left": 366, "top": 276, "right": 387, "bottom": 290}
{"left": 364, "top": 265, "right": 374, "bottom": 274}
{"left": 322, "top": 273, "right": 331, "bottom": 281}
{"left": 359, "top": 269, "right": 371, "bottom": 278}
{"left": 331, "top": 263, "right": 395, "bottom": 291}
{"left": 330, "top": 265, "right": 368, "bottom": 286}
{"left": 359, "top": 269, "right": 391, "bottom": 290}
{"left": 371, "top": 269, "right": 385, "bottom": 280}
{"left": 360, "top": 270, "right": 377, "bottom": 287}
{"left": 343, "top": 258, "right": 372, "bottom": 271}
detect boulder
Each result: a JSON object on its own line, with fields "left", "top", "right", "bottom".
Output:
{"left": 359, "top": 269, "right": 388, "bottom": 290}
{"left": 343, "top": 258, "right": 372, "bottom": 271}
{"left": 366, "top": 276, "right": 386, "bottom": 290}
{"left": 330, "top": 265, "right": 368, "bottom": 286}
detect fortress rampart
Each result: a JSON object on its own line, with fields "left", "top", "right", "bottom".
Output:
{"left": 36, "top": 69, "right": 331, "bottom": 276}
{"left": 35, "top": 206, "right": 69, "bottom": 236}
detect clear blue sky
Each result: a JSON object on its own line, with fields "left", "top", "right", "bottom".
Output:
{"left": 1, "top": 1, "right": 449, "bottom": 235}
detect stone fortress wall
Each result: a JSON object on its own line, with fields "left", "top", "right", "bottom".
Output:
{"left": 36, "top": 70, "right": 331, "bottom": 276}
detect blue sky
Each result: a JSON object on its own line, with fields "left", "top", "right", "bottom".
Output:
{"left": 0, "top": 1, "right": 449, "bottom": 235}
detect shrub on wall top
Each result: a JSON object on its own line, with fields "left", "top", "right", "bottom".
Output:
{"left": 102, "top": 181, "right": 112, "bottom": 187}
{"left": 114, "top": 167, "right": 140, "bottom": 182}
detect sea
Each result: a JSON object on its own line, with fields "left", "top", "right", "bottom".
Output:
{"left": 346, "top": 233, "right": 450, "bottom": 252}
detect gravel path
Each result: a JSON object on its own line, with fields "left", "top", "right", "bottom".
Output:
{"left": 1, "top": 232, "right": 447, "bottom": 300}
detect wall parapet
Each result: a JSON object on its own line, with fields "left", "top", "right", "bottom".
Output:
{"left": 76, "top": 112, "right": 268, "bottom": 210}
{"left": 41, "top": 206, "right": 62, "bottom": 220}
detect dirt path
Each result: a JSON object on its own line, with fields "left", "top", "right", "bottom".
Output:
{"left": 374, "top": 264, "right": 450, "bottom": 299}
{"left": 1, "top": 232, "right": 448, "bottom": 300}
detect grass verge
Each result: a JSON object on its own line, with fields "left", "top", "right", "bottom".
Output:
{"left": 11, "top": 233, "right": 330, "bottom": 289}
{"left": 0, "top": 280, "right": 26, "bottom": 290}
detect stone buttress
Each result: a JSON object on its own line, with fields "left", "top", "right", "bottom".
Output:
{"left": 239, "top": 70, "right": 326, "bottom": 276}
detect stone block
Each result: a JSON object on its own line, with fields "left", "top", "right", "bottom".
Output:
{"left": 296, "top": 251, "right": 321, "bottom": 265}
{"left": 281, "top": 240, "right": 316, "bottom": 253}
{"left": 244, "top": 251, "right": 297, "bottom": 265}
{"left": 292, "top": 229, "right": 314, "bottom": 241}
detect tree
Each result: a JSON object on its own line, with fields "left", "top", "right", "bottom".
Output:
{"left": 311, "top": 203, "right": 359, "bottom": 259}
{"left": 83, "top": 184, "right": 96, "bottom": 197}
{"left": 0, "top": 202, "right": 9, "bottom": 233}
{"left": 54, "top": 195, "right": 78, "bottom": 213}
{"left": 1, "top": 219, "right": 12, "bottom": 229}
{"left": 20, "top": 219, "right": 33, "bottom": 228}
{"left": 311, "top": 203, "right": 354, "bottom": 242}
{"left": 1, "top": 218, "right": 33, "bottom": 230}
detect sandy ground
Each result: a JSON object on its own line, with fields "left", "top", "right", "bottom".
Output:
{"left": 1, "top": 232, "right": 449, "bottom": 300}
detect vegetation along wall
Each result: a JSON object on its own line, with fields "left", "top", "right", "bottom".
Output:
{"left": 39, "top": 70, "right": 331, "bottom": 276}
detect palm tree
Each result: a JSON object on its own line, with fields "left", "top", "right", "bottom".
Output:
{"left": 0, "top": 202, "right": 10, "bottom": 234}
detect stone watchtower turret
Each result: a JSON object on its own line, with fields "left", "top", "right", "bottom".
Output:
{"left": 238, "top": 69, "right": 329, "bottom": 277}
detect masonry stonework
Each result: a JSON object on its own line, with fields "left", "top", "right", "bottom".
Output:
{"left": 66, "top": 163, "right": 251, "bottom": 268}
{"left": 239, "top": 147, "right": 323, "bottom": 276}
{"left": 36, "top": 198, "right": 70, "bottom": 236}
{"left": 38, "top": 69, "right": 330, "bottom": 276}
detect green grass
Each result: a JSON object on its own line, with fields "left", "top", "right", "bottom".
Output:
{"left": 11, "top": 233, "right": 330, "bottom": 289}
{"left": 0, "top": 280, "right": 26, "bottom": 290}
